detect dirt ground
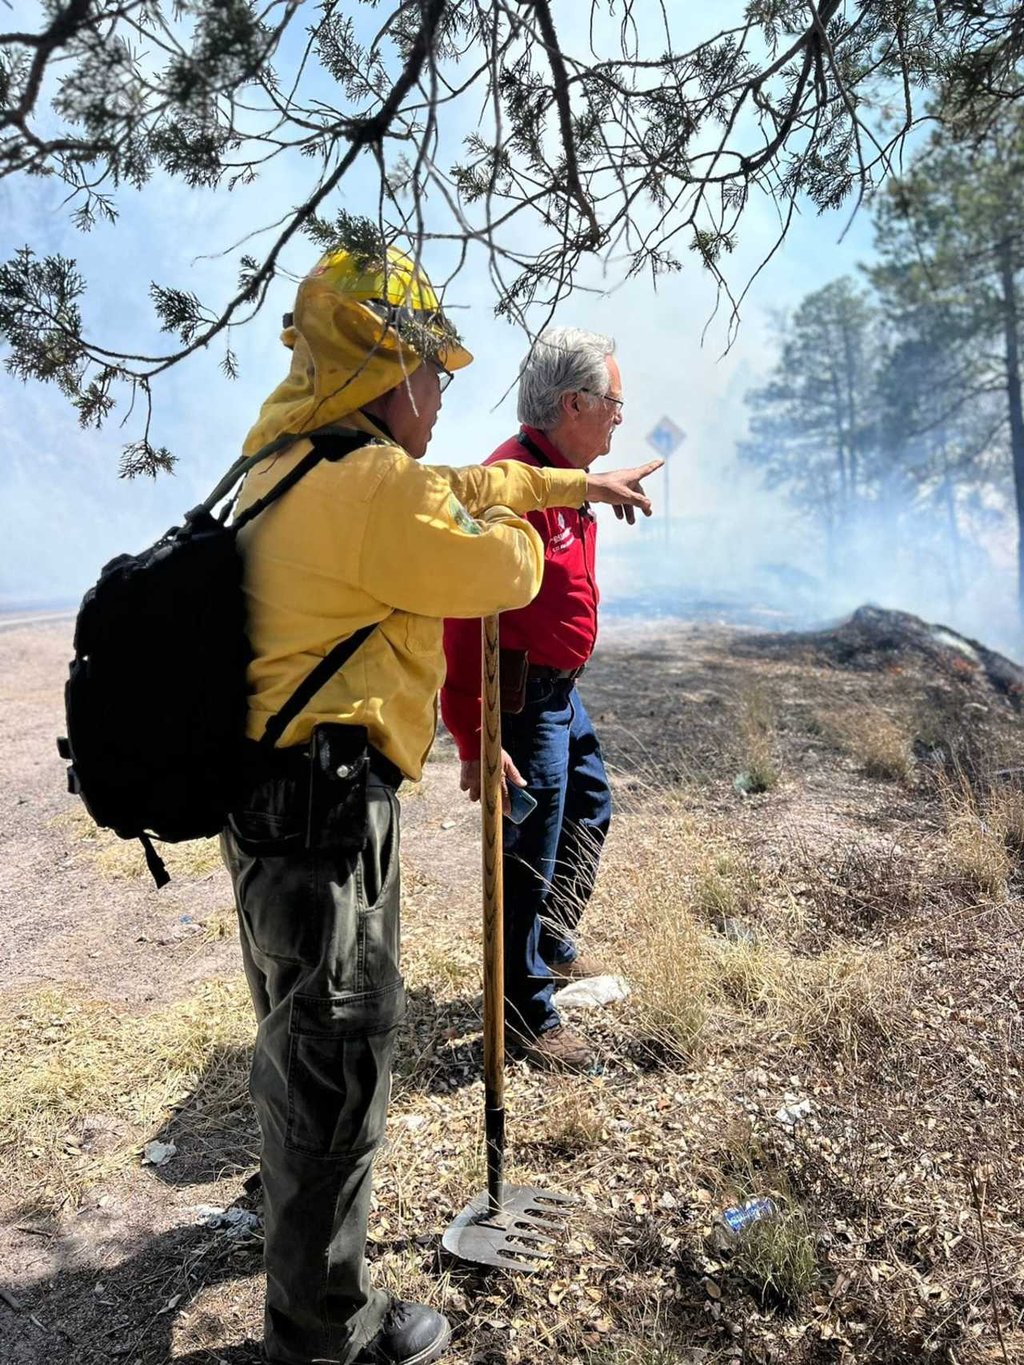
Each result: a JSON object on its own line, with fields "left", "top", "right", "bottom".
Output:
{"left": 1, "top": 612, "right": 1022, "bottom": 1365}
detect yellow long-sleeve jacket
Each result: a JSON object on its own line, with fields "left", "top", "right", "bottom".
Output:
{"left": 236, "top": 416, "right": 587, "bottom": 780}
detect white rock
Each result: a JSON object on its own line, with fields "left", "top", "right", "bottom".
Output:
{"left": 141, "top": 1140, "right": 177, "bottom": 1166}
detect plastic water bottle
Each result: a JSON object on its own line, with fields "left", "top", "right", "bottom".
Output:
{"left": 712, "top": 1196, "right": 777, "bottom": 1248}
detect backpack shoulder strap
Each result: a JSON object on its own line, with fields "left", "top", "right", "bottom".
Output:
{"left": 192, "top": 427, "right": 380, "bottom": 527}
{"left": 232, "top": 430, "right": 378, "bottom": 532}
{"left": 260, "top": 621, "right": 379, "bottom": 750}
{"left": 193, "top": 429, "right": 303, "bottom": 520}
{"left": 252, "top": 428, "right": 389, "bottom": 751}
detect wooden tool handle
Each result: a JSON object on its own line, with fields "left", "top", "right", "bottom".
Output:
{"left": 481, "top": 614, "right": 505, "bottom": 1213}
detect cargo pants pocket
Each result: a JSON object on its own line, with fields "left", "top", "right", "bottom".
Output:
{"left": 285, "top": 978, "right": 406, "bottom": 1159}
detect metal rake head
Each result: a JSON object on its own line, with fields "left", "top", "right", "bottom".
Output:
{"left": 442, "top": 1183, "right": 577, "bottom": 1271}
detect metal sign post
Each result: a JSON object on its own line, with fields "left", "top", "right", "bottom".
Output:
{"left": 646, "top": 417, "right": 686, "bottom": 541}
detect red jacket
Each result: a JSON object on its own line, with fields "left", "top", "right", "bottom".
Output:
{"left": 441, "top": 426, "right": 599, "bottom": 759}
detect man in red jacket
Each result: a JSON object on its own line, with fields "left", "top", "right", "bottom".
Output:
{"left": 442, "top": 327, "right": 655, "bottom": 1071}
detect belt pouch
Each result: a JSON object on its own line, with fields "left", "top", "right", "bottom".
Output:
{"left": 499, "top": 648, "right": 529, "bottom": 714}
{"left": 306, "top": 723, "right": 370, "bottom": 853}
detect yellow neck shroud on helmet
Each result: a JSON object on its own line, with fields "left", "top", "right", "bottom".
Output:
{"left": 242, "top": 245, "right": 473, "bottom": 457}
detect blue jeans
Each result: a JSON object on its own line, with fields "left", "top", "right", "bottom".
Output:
{"left": 501, "top": 678, "right": 612, "bottom": 1036}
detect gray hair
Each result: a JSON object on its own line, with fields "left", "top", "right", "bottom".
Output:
{"left": 516, "top": 326, "right": 616, "bottom": 430}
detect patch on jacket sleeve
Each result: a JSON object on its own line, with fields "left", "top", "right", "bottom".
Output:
{"left": 448, "top": 494, "right": 482, "bottom": 535}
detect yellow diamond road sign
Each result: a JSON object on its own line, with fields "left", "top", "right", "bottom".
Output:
{"left": 646, "top": 417, "right": 686, "bottom": 458}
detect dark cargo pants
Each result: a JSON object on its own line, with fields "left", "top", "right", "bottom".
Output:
{"left": 221, "top": 773, "right": 404, "bottom": 1365}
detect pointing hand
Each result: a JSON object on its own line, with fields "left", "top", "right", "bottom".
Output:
{"left": 585, "top": 459, "right": 665, "bottom": 525}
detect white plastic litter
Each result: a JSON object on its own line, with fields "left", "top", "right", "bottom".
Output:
{"left": 774, "top": 1097, "right": 812, "bottom": 1126}
{"left": 141, "top": 1140, "right": 177, "bottom": 1166}
{"left": 552, "top": 974, "right": 630, "bottom": 1009}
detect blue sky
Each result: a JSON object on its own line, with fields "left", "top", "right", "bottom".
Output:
{"left": 0, "top": 3, "right": 884, "bottom": 611}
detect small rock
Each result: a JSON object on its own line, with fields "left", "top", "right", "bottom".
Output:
{"left": 141, "top": 1140, "right": 177, "bottom": 1166}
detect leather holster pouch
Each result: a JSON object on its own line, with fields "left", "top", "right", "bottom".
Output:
{"left": 306, "top": 723, "right": 370, "bottom": 853}
{"left": 499, "top": 648, "right": 530, "bottom": 715}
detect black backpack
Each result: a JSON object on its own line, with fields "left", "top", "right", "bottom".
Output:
{"left": 58, "top": 428, "right": 381, "bottom": 887}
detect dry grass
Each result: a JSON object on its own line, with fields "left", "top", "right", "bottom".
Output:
{"left": 202, "top": 906, "right": 239, "bottom": 940}
{"left": 985, "top": 780, "right": 1024, "bottom": 864}
{"left": 532, "top": 1088, "right": 606, "bottom": 1157}
{"left": 692, "top": 850, "right": 759, "bottom": 927}
{"left": 822, "top": 705, "right": 916, "bottom": 783}
{"left": 607, "top": 802, "right": 906, "bottom": 1065}
{"left": 92, "top": 834, "right": 225, "bottom": 882}
{"left": 14, "top": 623, "right": 1024, "bottom": 1365}
{"left": 709, "top": 933, "right": 902, "bottom": 1059}
{"left": 735, "top": 684, "right": 781, "bottom": 794}
{"left": 942, "top": 776, "right": 1015, "bottom": 900}
{"left": 730, "top": 1201, "right": 818, "bottom": 1307}
{"left": 703, "top": 1124, "right": 820, "bottom": 1308}
{"left": 0, "top": 980, "right": 252, "bottom": 1213}
{"left": 51, "top": 806, "right": 225, "bottom": 881}
{"left": 611, "top": 817, "right": 709, "bottom": 1056}
{"left": 583, "top": 1334, "right": 706, "bottom": 1365}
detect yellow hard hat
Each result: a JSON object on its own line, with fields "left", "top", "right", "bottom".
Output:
{"left": 308, "top": 244, "right": 473, "bottom": 372}
{"left": 242, "top": 243, "right": 473, "bottom": 456}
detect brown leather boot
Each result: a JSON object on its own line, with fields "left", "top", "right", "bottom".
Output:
{"left": 548, "top": 953, "right": 607, "bottom": 984}
{"left": 508, "top": 1023, "right": 595, "bottom": 1072}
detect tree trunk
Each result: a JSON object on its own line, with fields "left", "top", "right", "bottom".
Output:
{"left": 841, "top": 320, "right": 860, "bottom": 503}
{"left": 828, "top": 364, "right": 849, "bottom": 566}
{"left": 939, "top": 427, "right": 963, "bottom": 606}
{"left": 997, "top": 235, "right": 1024, "bottom": 632}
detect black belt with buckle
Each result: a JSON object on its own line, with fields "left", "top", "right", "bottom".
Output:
{"left": 248, "top": 734, "right": 403, "bottom": 790}
{"left": 527, "top": 663, "right": 585, "bottom": 683}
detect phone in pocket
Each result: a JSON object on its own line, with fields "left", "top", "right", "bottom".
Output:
{"left": 506, "top": 782, "right": 538, "bottom": 825}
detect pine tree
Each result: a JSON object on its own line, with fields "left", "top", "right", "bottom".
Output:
{"left": 3, "top": 1, "right": 1024, "bottom": 468}
{"left": 870, "top": 107, "right": 1024, "bottom": 623}
{"left": 740, "top": 278, "right": 881, "bottom": 579}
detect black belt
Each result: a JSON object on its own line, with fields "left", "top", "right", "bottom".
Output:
{"left": 527, "top": 663, "right": 585, "bottom": 683}
{"left": 248, "top": 737, "right": 403, "bottom": 789}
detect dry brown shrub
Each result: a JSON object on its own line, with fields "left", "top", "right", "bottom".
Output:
{"left": 792, "top": 840, "right": 926, "bottom": 934}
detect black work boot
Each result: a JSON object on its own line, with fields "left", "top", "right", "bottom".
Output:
{"left": 353, "top": 1301, "right": 451, "bottom": 1365}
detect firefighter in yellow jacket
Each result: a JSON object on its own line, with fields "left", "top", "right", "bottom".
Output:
{"left": 220, "top": 244, "right": 661, "bottom": 1365}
